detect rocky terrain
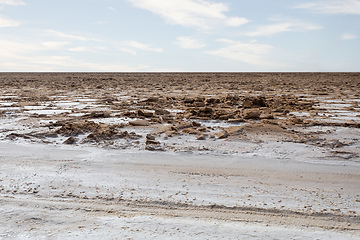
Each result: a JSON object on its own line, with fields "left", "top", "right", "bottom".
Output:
{"left": 0, "top": 72, "right": 359, "bottom": 239}
{"left": 0, "top": 72, "right": 359, "bottom": 157}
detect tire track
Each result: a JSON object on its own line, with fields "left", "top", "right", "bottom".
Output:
{"left": 1, "top": 194, "right": 359, "bottom": 232}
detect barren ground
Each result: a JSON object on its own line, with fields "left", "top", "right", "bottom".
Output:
{"left": 0, "top": 72, "right": 359, "bottom": 239}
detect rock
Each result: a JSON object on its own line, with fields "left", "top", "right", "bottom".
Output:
{"left": 56, "top": 121, "right": 100, "bottom": 136}
{"left": 43, "top": 132, "right": 59, "bottom": 138}
{"left": 243, "top": 109, "right": 260, "bottom": 119}
{"left": 145, "top": 97, "right": 159, "bottom": 102}
{"left": 146, "top": 134, "right": 156, "bottom": 140}
{"left": 242, "top": 97, "right": 267, "bottom": 108}
{"left": 63, "top": 136, "right": 76, "bottom": 144}
{"left": 155, "top": 108, "right": 170, "bottom": 115}
{"left": 183, "top": 98, "right": 195, "bottom": 104}
{"left": 192, "top": 121, "right": 202, "bottom": 127}
{"left": 216, "top": 131, "right": 229, "bottom": 139}
{"left": 146, "top": 139, "right": 160, "bottom": 145}
{"left": 218, "top": 114, "right": 233, "bottom": 120}
{"left": 252, "top": 96, "right": 267, "bottom": 107}
{"left": 205, "top": 98, "right": 220, "bottom": 104}
{"left": 173, "top": 122, "right": 193, "bottom": 131}
{"left": 198, "top": 127, "right": 207, "bottom": 132}
{"left": 85, "top": 129, "right": 138, "bottom": 143}
{"left": 242, "top": 99, "right": 253, "bottom": 108}
{"left": 182, "top": 128, "right": 199, "bottom": 135}
{"left": 138, "top": 110, "right": 153, "bottom": 118}
{"left": 122, "top": 111, "right": 137, "bottom": 117}
{"left": 164, "top": 130, "right": 175, "bottom": 138}
{"left": 260, "top": 113, "right": 274, "bottom": 119}
{"left": 193, "top": 102, "right": 205, "bottom": 107}
{"left": 196, "top": 134, "right": 206, "bottom": 140}
{"left": 87, "top": 111, "right": 110, "bottom": 118}
{"left": 197, "top": 107, "right": 213, "bottom": 118}
{"left": 129, "top": 119, "right": 149, "bottom": 126}
{"left": 6, "top": 133, "right": 28, "bottom": 140}
{"left": 145, "top": 145, "right": 164, "bottom": 151}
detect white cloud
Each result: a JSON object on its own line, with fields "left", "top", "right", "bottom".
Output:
{"left": 225, "top": 17, "right": 249, "bottom": 27}
{"left": 46, "top": 30, "right": 101, "bottom": 42}
{"left": 341, "top": 33, "right": 358, "bottom": 40}
{"left": 42, "top": 41, "right": 69, "bottom": 49}
{"left": 0, "top": 40, "right": 40, "bottom": 58}
{"left": 175, "top": 36, "right": 206, "bottom": 49}
{"left": 119, "top": 48, "right": 137, "bottom": 55}
{"left": 68, "top": 46, "right": 109, "bottom": 53}
{"left": 68, "top": 47, "right": 89, "bottom": 52}
{"left": 245, "top": 21, "right": 322, "bottom": 37}
{"left": 0, "top": 15, "right": 21, "bottom": 27}
{"left": 206, "top": 39, "right": 280, "bottom": 67}
{"left": 127, "top": 0, "right": 248, "bottom": 29}
{"left": 296, "top": 0, "right": 360, "bottom": 15}
{"left": 0, "top": 56, "right": 141, "bottom": 72}
{"left": 123, "top": 40, "right": 163, "bottom": 52}
{"left": 0, "top": 0, "right": 25, "bottom": 5}
{"left": 29, "top": 56, "right": 139, "bottom": 71}
{"left": 0, "top": 40, "right": 142, "bottom": 71}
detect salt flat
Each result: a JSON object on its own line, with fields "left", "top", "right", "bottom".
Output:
{"left": 0, "top": 72, "right": 359, "bottom": 239}
{"left": 0, "top": 141, "right": 359, "bottom": 239}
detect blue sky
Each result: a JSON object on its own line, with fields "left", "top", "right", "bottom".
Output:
{"left": 0, "top": 0, "right": 359, "bottom": 72}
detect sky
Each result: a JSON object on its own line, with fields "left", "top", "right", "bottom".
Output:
{"left": 0, "top": 0, "right": 359, "bottom": 72}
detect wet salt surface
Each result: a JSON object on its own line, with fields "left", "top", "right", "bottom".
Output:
{"left": 198, "top": 120, "right": 248, "bottom": 128}
{"left": 166, "top": 109, "right": 185, "bottom": 113}
{"left": 291, "top": 98, "right": 360, "bottom": 123}
{"left": 23, "top": 105, "right": 47, "bottom": 110}
{"left": 315, "top": 103, "right": 354, "bottom": 110}
{"left": 91, "top": 117, "right": 133, "bottom": 125}
{"left": 0, "top": 141, "right": 359, "bottom": 239}
{"left": 26, "top": 109, "right": 72, "bottom": 115}
{"left": 0, "top": 102, "right": 16, "bottom": 107}
{"left": 54, "top": 101, "right": 82, "bottom": 108}
{"left": 0, "top": 107, "right": 21, "bottom": 111}
{"left": 290, "top": 112, "right": 311, "bottom": 117}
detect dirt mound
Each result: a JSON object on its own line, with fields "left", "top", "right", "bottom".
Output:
{"left": 85, "top": 129, "right": 141, "bottom": 143}
{"left": 56, "top": 121, "right": 101, "bottom": 136}
{"left": 227, "top": 122, "right": 298, "bottom": 141}
{"left": 54, "top": 120, "right": 142, "bottom": 143}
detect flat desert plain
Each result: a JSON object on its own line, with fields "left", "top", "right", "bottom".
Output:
{"left": 0, "top": 72, "right": 359, "bottom": 239}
